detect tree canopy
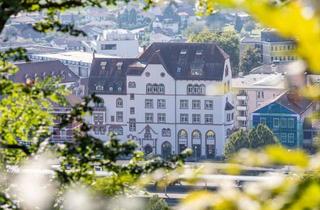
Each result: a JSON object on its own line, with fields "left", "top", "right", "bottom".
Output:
{"left": 240, "top": 47, "right": 261, "bottom": 75}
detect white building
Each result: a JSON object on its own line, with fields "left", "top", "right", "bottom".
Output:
{"left": 87, "top": 43, "right": 234, "bottom": 159}
{"left": 232, "top": 73, "right": 287, "bottom": 129}
{"left": 91, "top": 29, "right": 140, "bottom": 58}
{"left": 29, "top": 51, "right": 117, "bottom": 78}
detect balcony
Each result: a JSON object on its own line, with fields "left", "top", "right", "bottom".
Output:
{"left": 237, "top": 95, "right": 247, "bottom": 100}
{"left": 237, "top": 116, "right": 247, "bottom": 121}
{"left": 236, "top": 105, "right": 247, "bottom": 111}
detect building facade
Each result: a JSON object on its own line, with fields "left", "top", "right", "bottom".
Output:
{"left": 252, "top": 91, "right": 314, "bottom": 148}
{"left": 232, "top": 74, "right": 287, "bottom": 129}
{"left": 87, "top": 42, "right": 235, "bottom": 159}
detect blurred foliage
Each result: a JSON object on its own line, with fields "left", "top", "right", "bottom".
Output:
{"left": 188, "top": 30, "right": 240, "bottom": 75}
{"left": 225, "top": 124, "right": 279, "bottom": 158}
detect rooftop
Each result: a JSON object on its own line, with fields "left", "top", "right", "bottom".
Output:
{"left": 232, "top": 73, "right": 287, "bottom": 90}
{"left": 31, "top": 51, "right": 118, "bottom": 63}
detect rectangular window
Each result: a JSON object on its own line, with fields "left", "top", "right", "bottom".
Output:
{"left": 192, "top": 100, "right": 201, "bottom": 109}
{"left": 257, "top": 91, "right": 264, "bottom": 99}
{"left": 130, "top": 94, "right": 134, "bottom": 100}
{"left": 260, "top": 117, "right": 266, "bottom": 124}
{"left": 157, "top": 99, "right": 166, "bottom": 109}
{"left": 180, "top": 100, "right": 188, "bottom": 109}
{"left": 280, "top": 118, "right": 287, "bottom": 128}
{"left": 192, "top": 114, "right": 201, "bottom": 124}
{"left": 205, "top": 114, "right": 213, "bottom": 124}
{"left": 288, "top": 133, "right": 295, "bottom": 143}
{"left": 180, "top": 114, "right": 189, "bottom": 124}
{"left": 145, "top": 113, "right": 153, "bottom": 123}
{"left": 273, "top": 118, "right": 279, "bottom": 128}
{"left": 204, "top": 100, "right": 213, "bottom": 110}
{"left": 288, "top": 118, "right": 294, "bottom": 128}
{"left": 145, "top": 99, "right": 153, "bottom": 109}
{"left": 111, "top": 116, "right": 115, "bottom": 122}
{"left": 129, "top": 118, "right": 136, "bottom": 132}
{"left": 157, "top": 113, "right": 166, "bottom": 123}
{"left": 281, "top": 133, "right": 287, "bottom": 143}
{"left": 116, "top": 112, "right": 123, "bottom": 122}
{"left": 130, "top": 107, "right": 135, "bottom": 115}
{"left": 227, "top": 114, "right": 231, "bottom": 122}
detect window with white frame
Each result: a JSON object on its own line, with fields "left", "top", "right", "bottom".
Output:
{"left": 129, "top": 119, "right": 136, "bottom": 131}
{"left": 288, "top": 133, "right": 294, "bottom": 143}
{"left": 180, "top": 100, "right": 188, "bottom": 109}
{"left": 162, "top": 128, "right": 171, "bottom": 137}
{"left": 116, "top": 112, "right": 123, "bottom": 122}
{"left": 145, "top": 99, "right": 153, "bottom": 109}
{"left": 192, "top": 100, "right": 201, "bottom": 109}
{"left": 157, "top": 113, "right": 166, "bottom": 123}
{"left": 180, "top": 114, "right": 188, "bottom": 124}
{"left": 157, "top": 99, "right": 166, "bottom": 109}
{"left": 145, "top": 113, "right": 154, "bottom": 123}
{"left": 204, "top": 100, "right": 213, "bottom": 110}
{"left": 130, "top": 107, "right": 135, "bottom": 114}
{"left": 273, "top": 118, "right": 279, "bottom": 128}
{"left": 192, "top": 114, "right": 201, "bottom": 124}
{"left": 204, "top": 114, "right": 213, "bottom": 124}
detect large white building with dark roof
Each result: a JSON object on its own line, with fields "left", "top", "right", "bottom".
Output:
{"left": 87, "top": 42, "right": 235, "bottom": 159}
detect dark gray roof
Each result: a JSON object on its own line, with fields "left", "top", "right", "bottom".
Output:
{"left": 261, "top": 30, "right": 294, "bottom": 43}
{"left": 88, "top": 42, "right": 229, "bottom": 94}
{"left": 88, "top": 58, "right": 137, "bottom": 95}
{"left": 225, "top": 101, "right": 234, "bottom": 111}
{"left": 12, "top": 60, "right": 80, "bottom": 83}
{"left": 275, "top": 91, "right": 312, "bottom": 114}
{"left": 138, "top": 42, "right": 228, "bottom": 80}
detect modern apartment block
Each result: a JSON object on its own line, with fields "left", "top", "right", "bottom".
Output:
{"left": 87, "top": 42, "right": 235, "bottom": 159}
{"left": 232, "top": 74, "right": 287, "bottom": 129}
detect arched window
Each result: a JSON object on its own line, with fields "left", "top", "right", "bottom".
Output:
{"left": 161, "top": 141, "right": 172, "bottom": 159}
{"left": 178, "top": 129, "right": 188, "bottom": 139}
{"left": 144, "top": 145, "right": 153, "bottom": 155}
{"left": 187, "top": 84, "right": 193, "bottom": 95}
{"left": 194, "top": 84, "right": 200, "bottom": 94}
{"left": 200, "top": 84, "right": 206, "bottom": 95}
{"left": 159, "top": 84, "right": 165, "bottom": 94}
{"left": 192, "top": 130, "right": 201, "bottom": 139}
{"left": 116, "top": 98, "right": 123, "bottom": 108}
{"left": 206, "top": 130, "right": 216, "bottom": 140}
{"left": 152, "top": 83, "right": 158, "bottom": 93}
{"left": 146, "top": 83, "right": 153, "bottom": 94}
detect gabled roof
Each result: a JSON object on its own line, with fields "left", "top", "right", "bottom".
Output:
{"left": 254, "top": 91, "right": 312, "bottom": 115}
{"left": 13, "top": 60, "right": 79, "bottom": 83}
{"left": 138, "top": 42, "right": 228, "bottom": 81}
{"left": 88, "top": 58, "right": 137, "bottom": 95}
{"left": 88, "top": 42, "right": 229, "bottom": 94}
{"left": 225, "top": 101, "right": 234, "bottom": 111}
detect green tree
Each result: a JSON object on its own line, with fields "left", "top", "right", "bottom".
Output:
{"left": 249, "top": 124, "right": 280, "bottom": 149}
{"left": 224, "top": 125, "right": 279, "bottom": 158}
{"left": 188, "top": 30, "right": 240, "bottom": 76}
{"left": 145, "top": 195, "right": 169, "bottom": 210}
{"left": 240, "top": 47, "right": 261, "bottom": 75}
{"left": 224, "top": 129, "right": 249, "bottom": 158}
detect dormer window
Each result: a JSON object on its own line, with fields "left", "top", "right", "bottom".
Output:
{"left": 116, "top": 62, "right": 123, "bottom": 70}
{"left": 191, "top": 68, "right": 203, "bottom": 76}
{"left": 96, "top": 85, "right": 104, "bottom": 91}
{"left": 100, "top": 61, "right": 107, "bottom": 70}
{"left": 118, "top": 86, "right": 122, "bottom": 91}
{"left": 109, "top": 86, "right": 113, "bottom": 91}
{"left": 196, "top": 50, "right": 203, "bottom": 55}
{"left": 180, "top": 49, "right": 187, "bottom": 55}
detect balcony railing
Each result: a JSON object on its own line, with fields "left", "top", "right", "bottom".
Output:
{"left": 236, "top": 95, "right": 247, "bottom": 100}
{"left": 236, "top": 106, "right": 247, "bottom": 111}
{"left": 237, "top": 116, "right": 247, "bottom": 121}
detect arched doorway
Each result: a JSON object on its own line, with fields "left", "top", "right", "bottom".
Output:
{"left": 178, "top": 129, "right": 188, "bottom": 153}
{"left": 144, "top": 144, "right": 153, "bottom": 155}
{"left": 161, "top": 141, "right": 172, "bottom": 159}
{"left": 191, "top": 130, "right": 201, "bottom": 160}
{"left": 206, "top": 130, "right": 216, "bottom": 159}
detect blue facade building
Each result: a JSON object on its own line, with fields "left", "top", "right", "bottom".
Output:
{"left": 252, "top": 91, "right": 313, "bottom": 148}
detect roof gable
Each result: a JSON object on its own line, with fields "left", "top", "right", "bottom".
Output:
{"left": 254, "top": 102, "right": 296, "bottom": 115}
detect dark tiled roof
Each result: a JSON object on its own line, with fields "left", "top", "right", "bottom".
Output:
{"left": 261, "top": 30, "right": 294, "bottom": 43}
{"left": 139, "top": 42, "right": 228, "bottom": 80}
{"left": 88, "top": 42, "right": 229, "bottom": 94}
{"left": 12, "top": 60, "right": 79, "bottom": 83}
{"left": 275, "top": 91, "right": 312, "bottom": 115}
{"left": 88, "top": 58, "right": 137, "bottom": 95}
{"left": 225, "top": 101, "right": 234, "bottom": 111}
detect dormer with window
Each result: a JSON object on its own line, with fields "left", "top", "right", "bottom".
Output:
{"left": 191, "top": 68, "right": 203, "bottom": 76}
{"left": 100, "top": 61, "right": 107, "bottom": 70}
{"left": 116, "top": 62, "right": 123, "bottom": 71}
{"left": 96, "top": 85, "right": 104, "bottom": 91}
